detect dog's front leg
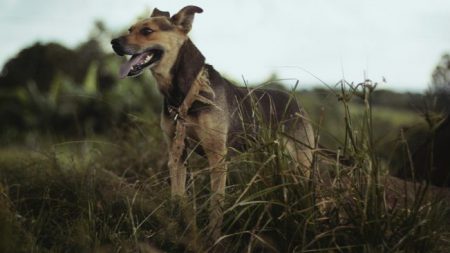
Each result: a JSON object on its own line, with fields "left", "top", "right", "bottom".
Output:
{"left": 195, "top": 110, "right": 229, "bottom": 241}
{"left": 167, "top": 143, "right": 187, "bottom": 197}
{"left": 205, "top": 147, "right": 227, "bottom": 242}
{"left": 198, "top": 133, "right": 228, "bottom": 241}
{"left": 162, "top": 115, "right": 187, "bottom": 197}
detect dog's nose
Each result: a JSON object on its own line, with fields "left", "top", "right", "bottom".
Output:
{"left": 111, "top": 38, "right": 119, "bottom": 46}
{"left": 111, "top": 38, "right": 125, "bottom": 56}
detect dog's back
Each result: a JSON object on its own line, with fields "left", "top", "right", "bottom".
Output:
{"left": 206, "top": 65, "right": 315, "bottom": 163}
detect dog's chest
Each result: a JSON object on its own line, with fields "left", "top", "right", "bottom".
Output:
{"left": 184, "top": 123, "right": 202, "bottom": 151}
{"left": 162, "top": 106, "right": 229, "bottom": 156}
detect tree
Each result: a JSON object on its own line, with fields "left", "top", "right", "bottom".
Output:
{"left": 431, "top": 53, "right": 450, "bottom": 93}
{"left": 428, "top": 53, "right": 450, "bottom": 113}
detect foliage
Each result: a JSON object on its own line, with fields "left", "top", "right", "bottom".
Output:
{"left": 0, "top": 77, "right": 449, "bottom": 252}
{"left": 431, "top": 54, "right": 450, "bottom": 93}
{"left": 0, "top": 40, "right": 161, "bottom": 144}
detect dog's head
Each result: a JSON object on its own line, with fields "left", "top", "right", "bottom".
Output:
{"left": 111, "top": 6, "right": 203, "bottom": 79}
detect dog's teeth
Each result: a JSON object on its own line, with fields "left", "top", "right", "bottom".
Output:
{"left": 145, "top": 54, "right": 153, "bottom": 62}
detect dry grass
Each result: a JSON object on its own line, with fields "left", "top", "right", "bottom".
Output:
{"left": 0, "top": 80, "right": 449, "bottom": 252}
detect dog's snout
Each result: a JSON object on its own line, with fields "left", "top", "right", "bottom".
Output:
{"left": 111, "top": 37, "right": 125, "bottom": 56}
{"left": 111, "top": 38, "right": 120, "bottom": 46}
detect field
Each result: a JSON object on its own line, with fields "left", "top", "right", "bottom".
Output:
{"left": 1, "top": 38, "right": 450, "bottom": 252}
{"left": 1, "top": 75, "right": 450, "bottom": 252}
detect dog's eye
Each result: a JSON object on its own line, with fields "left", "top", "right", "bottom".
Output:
{"left": 140, "top": 27, "right": 154, "bottom": 36}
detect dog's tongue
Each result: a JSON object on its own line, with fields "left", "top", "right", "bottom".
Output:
{"left": 119, "top": 54, "right": 146, "bottom": 79}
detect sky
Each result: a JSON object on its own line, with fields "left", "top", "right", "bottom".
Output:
{"left": 0, "top": 0, "right": 449, "bottom": 92}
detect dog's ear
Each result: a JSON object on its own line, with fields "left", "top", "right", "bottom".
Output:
{"left": 170, "top": 5, "right": 203, "bottom": 33}
{"left": 171, "top": 39, "right": 205, "bottom": 95}
{"left": 150, "top": 8, "right": 170, "bottom": 18}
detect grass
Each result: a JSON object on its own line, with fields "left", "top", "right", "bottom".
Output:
{"left": 0, "top": 80, "right": 449, "bottom": 252}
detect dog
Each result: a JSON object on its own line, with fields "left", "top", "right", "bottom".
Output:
{"left": 111, "top": 5, "right": 315, "bottom": 240}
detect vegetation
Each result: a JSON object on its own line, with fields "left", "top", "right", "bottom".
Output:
{"left": 0, "top": 23, "right": 449, "bottom": 252}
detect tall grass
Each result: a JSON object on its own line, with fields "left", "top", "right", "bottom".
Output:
{"left": 0, "top": 79, "right": 449, "bottom": 252}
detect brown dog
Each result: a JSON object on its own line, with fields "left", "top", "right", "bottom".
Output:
{"left": 111, "top": 5, "right": 315, "bottom": 240}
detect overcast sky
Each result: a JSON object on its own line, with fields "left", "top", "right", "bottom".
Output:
{"left": 0, "top": 0, "right": 449, "bottom": 91}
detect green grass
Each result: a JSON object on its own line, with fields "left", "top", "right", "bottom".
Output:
{"left": 0, "top": 81, "right": 449, "bottom": 252}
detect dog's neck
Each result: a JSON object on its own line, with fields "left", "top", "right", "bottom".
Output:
{"left": 152, "top": 39, "right": 206, "bottom": 107}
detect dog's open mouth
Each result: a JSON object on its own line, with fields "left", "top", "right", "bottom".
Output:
{"left": 119, "top": 49, "right": 163, "bottom": 78}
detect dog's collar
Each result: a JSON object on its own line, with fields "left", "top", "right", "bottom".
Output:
{"left": 165, "top": 67, "right": 217, "bottom": 122}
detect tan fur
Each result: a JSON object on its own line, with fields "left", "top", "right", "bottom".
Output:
{"left": 149, "top": 31, "right": 185, "bottom": 94}
{"left": 184, "top": 71, "right": 229, "bottom": 240}
{"left": 162, "top": 67, "right": 226, "bottom": 199}
{"left": 159, "top": 68, "right": 229, "bottom": 240}
{"left": 125, "top": 18, "right": 188, "bottom": 94}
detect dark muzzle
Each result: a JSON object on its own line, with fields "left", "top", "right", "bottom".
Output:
{"left": 111, "top": 37, "right": 126, "bottom": 56}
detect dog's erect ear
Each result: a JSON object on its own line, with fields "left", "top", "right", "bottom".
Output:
{"left": 171, "top": 39, "right": 205, "bottom": 95}
{"left": 170, "top": 5, "right": 203, "bottom": 33}
{"left": 150, "top": 8, "right": 170, "bottom": 18}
